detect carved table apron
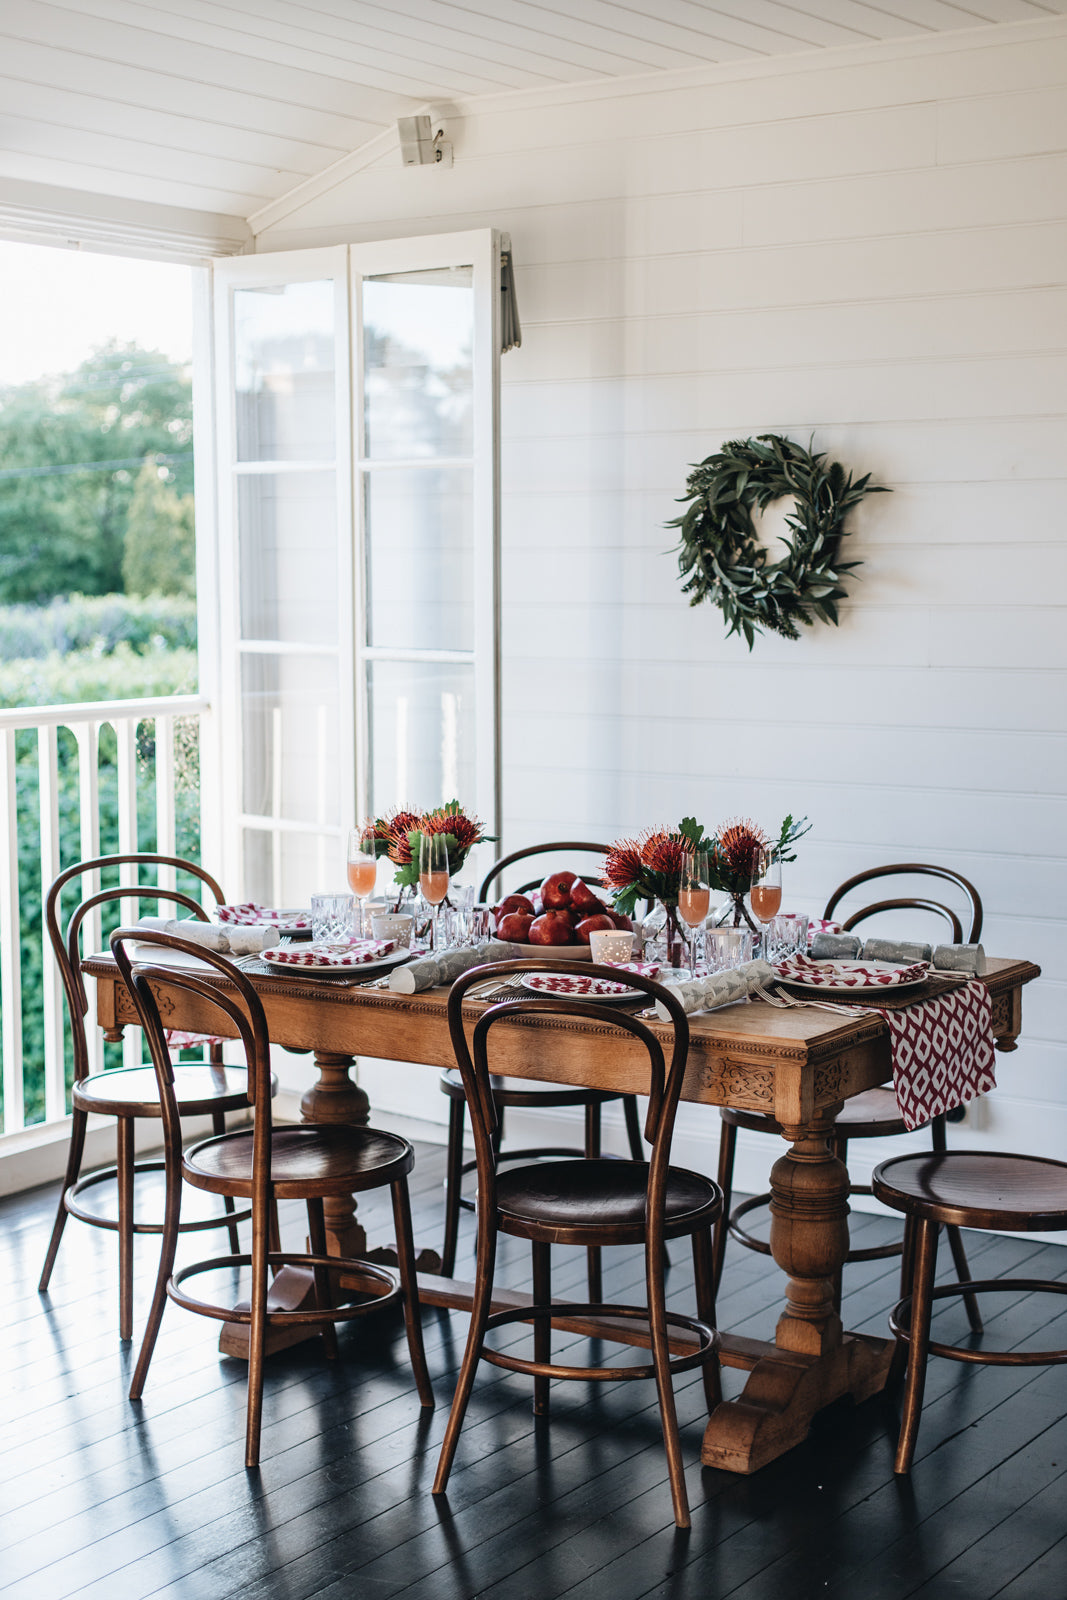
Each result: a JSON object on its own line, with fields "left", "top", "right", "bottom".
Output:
{"left": 85, "top": 953, "right": 1038, "bottom": 1475}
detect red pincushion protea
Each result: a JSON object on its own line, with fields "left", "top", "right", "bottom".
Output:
{"left": 421, "top": 805, "right": 486, "bottom": 855}
{"left": 602, "top": 838, "right": 644, "bottom": 892}
{"left": 714, "top": 817, "right": 767, "bottom": 890}
{"left": 640, "top": 830, "right": 689, "bottom": 878}
{"left": 383, "top": 808, "right": 422, "bottom": 865}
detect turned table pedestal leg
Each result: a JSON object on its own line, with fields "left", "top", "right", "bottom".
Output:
{"left": 300, "top": 1050, "right": 370, "bottom": 1258}
{"left": 702, "top": 1108, "right": 894, "bottom": 1473}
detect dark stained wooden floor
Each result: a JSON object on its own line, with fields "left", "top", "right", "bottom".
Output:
{"left": 3, "top": 1137, "right": 1067, "bottom": 1600}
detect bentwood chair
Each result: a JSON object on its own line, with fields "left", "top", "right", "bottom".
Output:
{"left": 713, "top": 864, "right": 984, "bottom": 1316}
{"left": 38, "top": 853, "right": 256, "bottom": 1340}
{"left": 873, "top": 1149, "right": 1067, "bottom": 1473}
{"left": 112, "top": 929, "right": 433, "bottom": 1468}
{"left": 439, "top": 843, "right": 644, "bottom": 1292}
{"left": 434, "top": 960, "right": 721, "bottom": 1529}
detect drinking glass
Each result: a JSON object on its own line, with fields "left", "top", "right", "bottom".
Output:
{"left": 310, "top": 893, "right": 355, "bottom": 943}
{"left": 346, "top": 827, "right": 378, "bottom": 937}
{"left": 750, "top": 846, "right": 782, "bottom": 958}
{"left": 419, "top": 833, "right": 450, "bottom": 952}
{"left": 677, "top": 847, "right": 711, "bottom": 978}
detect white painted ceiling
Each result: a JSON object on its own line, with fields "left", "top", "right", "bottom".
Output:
{"left": 3, "top": 0, "right": 1065, "bottom": 228}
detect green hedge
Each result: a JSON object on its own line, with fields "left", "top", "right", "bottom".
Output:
{"left": 0, "top": 593, "right": 196, "bottom": 661}
{"left": 0, "top": 643, "right": 197, "bottom": 710}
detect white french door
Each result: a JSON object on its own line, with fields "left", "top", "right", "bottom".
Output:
{"left": 212, "top": 232, "right": 500, "bottom": 903}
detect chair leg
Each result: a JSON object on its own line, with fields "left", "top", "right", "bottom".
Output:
{"left": 583, "top": 1105, "right": 603, "bottom": 1304}
{"left": 691, "top": 1228, "right": 723, "bottom": 1414}
{"left": 441, "top": 1096, "right": 466, "bottom": 1279}
{"left": 39, "top": 1107, "right": 88, "bottom": 1293}
{"left": 390, "top": 1180, "right": 434, "bottom": 1409}
{"left": 930, "top": 1111, "right": 982, "bottom": 1334}
{"left": 532, "top": 1241, "right": 552, "bottom": 1416}
{"left": 268, "top": 1197, "right": 282, "bottom": 1280}
{"left": 895, "top": 1215, "right": 939, "bottom": 1475}
{"left": 623, "top": 1094, "right": 643, "bottom": 1161}
{"left": 711, "top": 1117, "right": 737, "bottom": 1296}
{"left": 212, "top": 1108, "right": 241, "bottom": 1257}
{"left": 130, "top": 1131, "right": 183, "bottom": 1402}
{"left": 245, "top": 1184, "right": 272, "bottom": 1470}
{"left": 646, "top": 1223, "right": 690, "bottom": 1529}
{"left": 306, "top": 1198, "right": 339, "bottom": 1362}
{"left": 117, "top": 1117, "right": 136, "bottom": 1342}
{"left": 434, "top": 1214, "right": 498, "bottom": 1494}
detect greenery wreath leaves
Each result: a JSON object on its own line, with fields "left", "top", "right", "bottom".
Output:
{"left": 667, "top": 433, "right": 889, "bottom": 649}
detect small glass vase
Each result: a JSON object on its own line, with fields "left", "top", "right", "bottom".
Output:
{"left": 642, "top": 900, "right": 687, "bottom": 969}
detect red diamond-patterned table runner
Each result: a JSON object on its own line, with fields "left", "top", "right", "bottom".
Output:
{"left": 864, "top": 978, "right": 997, "bottom": 1130}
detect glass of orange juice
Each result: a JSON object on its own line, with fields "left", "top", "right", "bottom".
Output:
{"left": 678, "top": 847, "right": 711, "bottom": 977}
{"left": 419, "top": 832, "right": 450, "bottom": 953}
{"left": 347, "top": 827, "right": 378, "bottom": 938}
{"left": 749, "top": 846, "right": 782, "bottom": 958}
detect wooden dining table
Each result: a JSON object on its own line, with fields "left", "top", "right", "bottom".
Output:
{"left": 84, "top": 949, "right": 1039, "bottom": 1476}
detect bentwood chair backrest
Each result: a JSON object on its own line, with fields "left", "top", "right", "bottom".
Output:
{"left": 822, "top": 862, "right": 983, "bottom": 944}
{"left": 47, "top": 853, "right": 225, "bottom": 1083}
{"left": 447, "top": 959, "right": 690, "bottom": 1233}
{"left": 476, "top": 842, "right": 610, "bottom": 902}
{"left": 110, "top": 929, "right": 274, "bottom": 1165}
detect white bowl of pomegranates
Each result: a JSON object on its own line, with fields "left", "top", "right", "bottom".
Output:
{"left": 491, "top": 871, "right": 634, "bottom": 958}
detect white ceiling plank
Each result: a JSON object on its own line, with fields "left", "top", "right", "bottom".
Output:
{"left": 0, "top": 118, "right": 294, "bottom": 204}
{"left": 54, "top": 0, "right": 533, "bottom": 97}
{"left": 640, "top": 0, "right": 879, "bottom": 48}
{"left": 0, "top": 148, "right": 270, "bottom": 215}
{"left": 2, "top": 1, "right": 423, "bottom": 121}
{"left": 0, "top": 77, "right": 347, "bottom": 176}
{"left": 165, "top": 0, "right": 569, "bottom": 89}
{"left": 216, "top": 0, "right": 592, "bottom": 79}
{"left": 0, "top": 35, "right": 380, "bottom": 148}
{"left": 371, "top": 0, "right": 706, "bottom": 73}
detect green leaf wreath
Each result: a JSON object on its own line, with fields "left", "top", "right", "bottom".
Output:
{"left": 667, "top": 433, "right": 889, "bottom": 649}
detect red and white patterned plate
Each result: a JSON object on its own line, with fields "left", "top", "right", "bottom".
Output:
{"left": 520, "top": 972, "right": 642, "bottom": 1002}
{"left": 261, "top": 939, "right": 408, "bottom": 978}
{"left": 773, "top": 955, "right": 929, "bottom": 994}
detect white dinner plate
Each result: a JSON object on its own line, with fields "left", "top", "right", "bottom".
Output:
{"left": 519, "top": 971, "right": 642, "bottom": 1002}
{"left": 262, "top": 945, "right": 412, "bottom": 980}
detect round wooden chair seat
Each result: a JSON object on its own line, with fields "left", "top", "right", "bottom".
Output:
{"left": 439, "top": 1065, "right": 620, "bottom": 1109}
{"left": 72, "top": 1063, "right": 254, "bottom": 1119}
{"left": 182, "top": 1123, "right": 414, "bottom": 1201}
{"left": 874, "top": 1151, "right": 1067, "bottom": 1232}
{"left": 721, "top": 1087, "right": 907, "bottom": 1140}
{"left": 496, "top": 1158, "right": 720, "bottom": 1245}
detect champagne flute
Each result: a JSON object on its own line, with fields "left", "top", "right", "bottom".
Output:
{"left": 346, "top": 827, "right": 378, "bottom": 939}
{"left": 750, "top": 845, "right": 782, "bottom": 958}
{"left": 419, "top": 832, "right": 450, "bottom": 953}
{"left": 678, "top": 847, "right": 711, "bottom": 978}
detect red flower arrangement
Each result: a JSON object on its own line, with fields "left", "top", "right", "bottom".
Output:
{"left": 365, "top": 800, "right": 494, "bottom": 900}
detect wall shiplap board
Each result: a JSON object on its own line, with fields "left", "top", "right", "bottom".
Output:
{"left": 259, "top": 23, "right": 1066, "bottom": 1201}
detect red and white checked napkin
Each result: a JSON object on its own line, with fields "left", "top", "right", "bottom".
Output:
{"left": 867, "top": 980, "right": 996, "bottom": 1130}
{"left": 262, "top": 938, "right": 395, "bottom": 969}
{"left": 774, "top": 953, "right": 928, "bottom": 989}
{"left": 525, "top": 973, "right": 636, "bottom": 998}
{"left": 609, "top": 961, "right": 660, "bottom": 978}
{"left": 218, "top": 903, "right": 312, "bottom": 929}
{"left": 806, "top": 918, "right": 843, "bottom": 943}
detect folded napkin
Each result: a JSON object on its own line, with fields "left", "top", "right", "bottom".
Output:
{"left": 654, "top": 960, "right": 775, "bottom": 1021}
{"left": 136, "top": 916, "right": 275, "bottom": 957}
{"left": 387, "top": 940, "right": 530, "bottom": 994}
{"left": 775, "top": 953, "right": 929, "bottom": 989}
{"left": 262, "top": 938, "right": 394, "bottom": 969}
{"left": 806, "top": 918, "right": 843, "bottom": 943}
{"left": 217, "top": 903, "right": 312, "bottom": 929}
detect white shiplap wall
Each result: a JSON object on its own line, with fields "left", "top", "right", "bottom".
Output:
{"left": 258, "top": 22, "right": 1067, "bottom": 1193}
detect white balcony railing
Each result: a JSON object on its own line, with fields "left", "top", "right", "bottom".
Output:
{"left": 0, "top": 694, "right": 209, "bottom": 1140}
